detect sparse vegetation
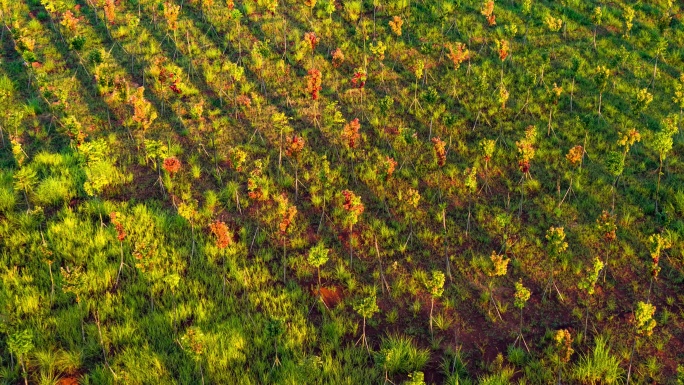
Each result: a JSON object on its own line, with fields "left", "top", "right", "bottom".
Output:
{"left": 1, "top": 0, "right": 683, "bottom": 383}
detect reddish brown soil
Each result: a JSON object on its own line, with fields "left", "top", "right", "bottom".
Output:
{"left": 58, "top": 377, "right": 79, "bottom": 385}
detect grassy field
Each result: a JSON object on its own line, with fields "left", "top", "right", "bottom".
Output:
{"left": 1, "top": 0, "right": 684, "bottom": 383}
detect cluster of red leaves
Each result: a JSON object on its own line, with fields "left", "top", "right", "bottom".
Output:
{"left": 431, "top": 137, "right": 447, "bottom": 167}
{"left": 341, "top": 118, "right": 361, "bottom": 149}
{"left": 109, "top": 212, "right": 126, "bottom": 241}
{"left": 481, "top": 1, "right": 496, "bottom": 26}
{"left": 351, "top": 70, "right": 367, "bottom": 88}
{"left": 385, "top": 156, "right": 397, "bottom": 177}
{"left": 306, "top": 69, "right": 322, "bottom": 100}
{"left": 209, "top": 220, "right": 231, "bottom": 249}
{"left": 304, "top": 32, "right": 319, "bottom": 51}
{"left": 159, "top": 68, "right": 181, "bottom": 94}
{"left": 163, "top": 156, "right": 181, "bottom": 175}
{"left": 285, "top": 135, "right": 305, "bottom": 157}
{"left": 498, "top": 40, "right": 510, "bottom": 61}
{"left": 342, "top": 190, "right": 364, "bottom": 216}
{"left": 566, "top": 145, "right": 583, "bottom": 166}
{"left": 247, "top": 178, "right": 264, "bottom": 200}
{"left": 447, "top": 43, "right": 470, "bottom": 69}
{"left": 279, "top": 205, "right": 297, "bottom": 235}
{"left": 518, "top": 160, "right": 530, "bottom": 174}
{"left": 652, "top": 253, "right": 660, "bottom": 278}
{"left": 247, "top": 167, "right": 265, "bottom": 201}
{"left": 226, "top": 0, "right": 234, "bottom": 9}
{"left": 332, "top": 48, "right": 344, "bottom": 68}
{"left": 236, "top": 94, "right": 251, "bottom": 108}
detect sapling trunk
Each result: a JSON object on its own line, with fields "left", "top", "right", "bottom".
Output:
{"left": 626, "top": 335, "right": 637, "bottom": 385}
{"left": 488, "top": 285, "right": 504, "bottom": 322}
{"left": 518, "top": 183, "right": 524, "bottom": 217}
{"left": 48, "top": 261, "right": 55, "bottom": 304}
{"left": 443, "top": 207, "right": 451, "bottom": 280}
{"left": 317, "top": 266, "right": 321, "bottom": 290}
{"left": 318, "top": 198, "right": 326, "bottom": 234}
{"left": 150, "top": 286, "right": 155, "bottom": 313}
{"left": 466, "top": 201, "right": 472, "bottom": 237}
{"left": 283, "top": 239, "right": 287, "bottom": 282}
{"left": 95, "top": 311, "right": 116, "bottom": 378}
{"left": 650, "top": 57, "right": 658, "bottom": 90}
{"left": 115, "top": 240, "right": 125, "bottom": 287}
{"left": 349, "top": 223, "right": 354, "bottom": 266}
{"left": 279, "top": 126, "right": 283, "bottom": 168}
{"left": 430, "top": 297, "right": 435, "bottom": 335}
{"left": 570, "top": 77, "right": 575, "bottom": 112}
{"left": 656, "top": 156, "right": 663, "bottom": 214}
{"left": 21, "top": 358, "right": 27, "bottom": 385}
{"left": 559, "top": 176, "right": 573, "bottom": 208}
{"left": 235, "top": 190, "right": 242, "bottom": 214}
{"left": 222, "top": 249, "right": 227, "bottom": 296}
{"left": 647, "top": 276, "right": 655, "bottom": 304}
{"left": 374, "top": 236, "right": 390, "bottom": 294}
{"left": 23, "top": 188, "right": 30, "bottom": 213}
{"left": 80, "top": 302, "right": 86, "bottom": 342}
{"left": 583, "top": 302, "right": 590, "bottom": 339}
{"left": 190, "top": 222, "right": 196, "bottom": 260}
{"left": 273, "top": 338, "right": 280, "bottom": 367}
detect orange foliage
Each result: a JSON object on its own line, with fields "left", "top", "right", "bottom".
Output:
{"left": 385, "top": 156, "right": 397, "bottom": 177}
{"left": 566, "top": 145, "right": 583, "bottom": 166}
{"left": 110, "top": 212, "right": 126, "bottom": 242}
{"left": 342, "top": 190, "right": 365, "bottom": 217}
{"left": 236, "top": 94, "right": 252, "bottom": 108}
{"left": 306, "top": 68, "right": 322, "bottom": 100}
{"left": 279, "top": 205, "right": 297, "bottom": 235}
{"left": 163, "top": 156, "right": 181, "bottom": 175}
{"left": 447, "top": 43, "right": 470, "bottom": 69}
{"left": 481, "top": 0, "right": 496, "bottom": 26}
{"left": 285, "top": 135, "right": 305, "bottom": 157}
{"left": 304, "top": 32, "right": 319, "bottom": 51}
{"left": 209, "top": 220, "right": 232, "bottom": 249}
{"left": 497, "top": 40, "right": 510, "bottom": 61}
{"left": 129, "top": 87, "right": 157, "bottom": 131}
{"left": 389, "top": 16, "right": 403, "bottom": 36}
{"left": 341, "top": 118, "right": 361, "bottom": 149}
{"left": 61, "top": 11, "right": 79, "bottom": 32}
{"left": 104, "top": 0, "right": 116, "bottom": 23}
{"left": 432, "top": 137, "right": 447, "bottom": 166}
{"left": 332, "top": 48, "right": 345, "bottom": 67}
